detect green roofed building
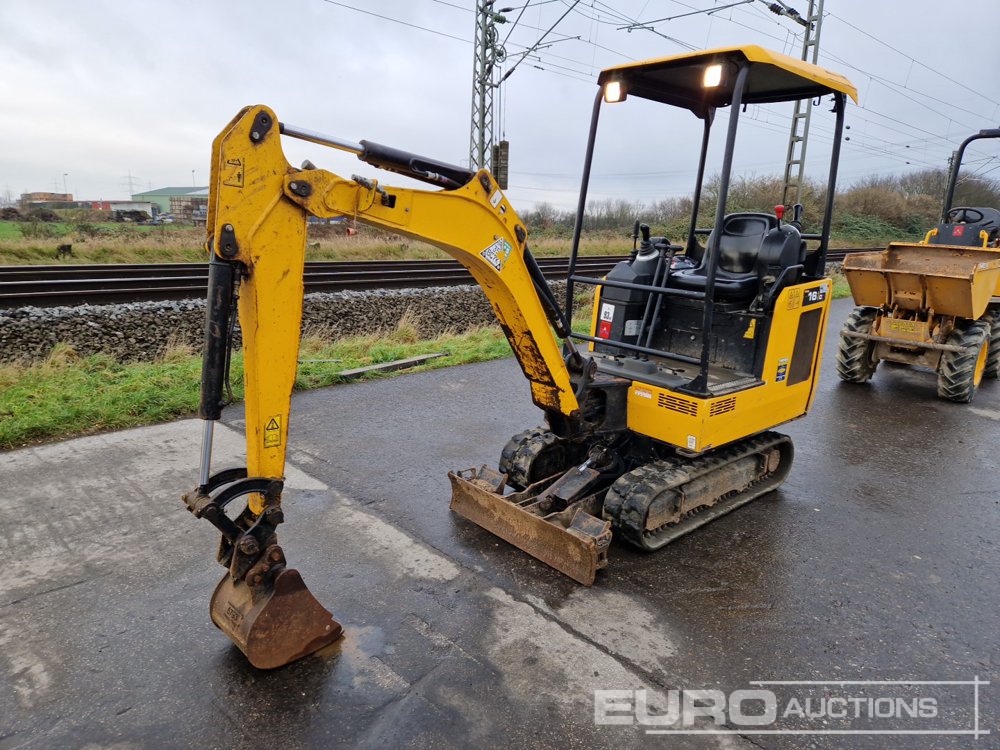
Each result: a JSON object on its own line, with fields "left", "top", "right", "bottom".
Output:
{"left": 131, "top": 186, "right": 209, "bottom": 217}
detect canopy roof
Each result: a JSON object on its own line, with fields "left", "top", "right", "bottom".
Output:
{"left": 597, "top": 45, "right": 857, "bottom": 113}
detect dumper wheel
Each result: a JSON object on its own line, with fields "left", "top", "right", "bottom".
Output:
{"left": 837, "top": 306, "right": 879, "bottom": 383}
{"left": 937, "top": 320, "right": 990, "bottom": 403}
{"left": 499, "top": 428, "right": 581, "bottom": 491}
{"left": 982, "top": 310, "right": 1000, "bottom": 379}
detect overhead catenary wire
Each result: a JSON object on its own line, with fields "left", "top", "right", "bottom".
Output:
{"left": 317, "top": 0, "right": 468, "bottom": 43}
{"left": 501, "top": 0, "right": 583, "bottom": 83}
{"left": 825, "top": 10, "right": 1000, "bottom": 110}
{"left": 616, "top": 0, "right": 755, "bottom": 31}
{"left": 320, "top": 0, "right": 985, "bottom": 182}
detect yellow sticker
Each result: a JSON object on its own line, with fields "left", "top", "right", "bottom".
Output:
{"left": 743, "top": 319, "right": 757, "bottom": 339}
{"left": 786, "top": 288, "right": 802, "bottom": 310}
{"left": 888, "top": 319, "right": 920, "bottom": 333}
{"left": 264, "top": 415, "right": 281, "bottom": 448}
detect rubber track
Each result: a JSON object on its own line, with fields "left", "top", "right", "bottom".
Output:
{"left": 499, "top": 427, "right": 562, "bottom": 490}
{"left": 604, "top": 431, "right": 791, "bottom": 551}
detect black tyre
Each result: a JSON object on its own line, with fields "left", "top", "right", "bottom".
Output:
{"left": 498, "top": 427, "right": 578, "bottom": 490}
{"left": 937, "top": 319, "right": 990, "bottom": 403}
{"left": 982, "top": 309, "right": 1000, "bottom": 380}
{"left": 837, "top": 306, "right": 879, "bottom": 383}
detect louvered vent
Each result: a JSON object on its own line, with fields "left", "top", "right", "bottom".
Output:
{"left": 709, "top": 396, "right": 737, "bottom": 417}
{"left": 657, "top": 393, "right": 698, "bottom": 416}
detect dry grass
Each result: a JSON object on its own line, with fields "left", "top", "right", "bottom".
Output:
{"left": 157, "top": 335, "right": 197, "bottom": 363}
{"left": 0, "top": 220, "right": 631, "bottom": 265}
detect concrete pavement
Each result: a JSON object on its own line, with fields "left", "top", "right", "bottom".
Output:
{"left": 1, "top": 298, "right": 997, "bottom": 749}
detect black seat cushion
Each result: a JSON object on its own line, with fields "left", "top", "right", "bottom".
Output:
{"left": 670, "top": 265, "right": 760, "bottom": 301}
{"left": 715, "top": 213, "right": 776, "bottom": 273}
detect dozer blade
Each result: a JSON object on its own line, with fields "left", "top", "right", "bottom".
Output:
{"left": 209, "top": 567, "right": 343, "bottom": 669}
{"left": 449, "top": 466, "right": 611, "bottom": 586}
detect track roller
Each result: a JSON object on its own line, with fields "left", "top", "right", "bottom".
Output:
{"left": 603, "top": 431, "right": 793, "bottom": 551}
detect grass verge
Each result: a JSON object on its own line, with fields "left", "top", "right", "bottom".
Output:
{"left": 0, "top": 321, "right": 511, "bottom": 450}
{"left": 0, "top": 276, "right": 852, "bottom": 450}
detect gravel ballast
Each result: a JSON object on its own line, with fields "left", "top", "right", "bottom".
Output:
{"left": 0, "top": 283, "right": 573, "bottom": 363}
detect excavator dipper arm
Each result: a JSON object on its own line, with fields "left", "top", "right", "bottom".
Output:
{"left": 183, "top": 105, "right": 588, "bottom": 667}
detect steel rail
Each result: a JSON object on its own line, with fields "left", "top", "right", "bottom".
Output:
{"left": 0, "top": 256, "right": 631, "bottom": 308}
{"left": 0, "top": 249, "right": 877, "bottom": 308}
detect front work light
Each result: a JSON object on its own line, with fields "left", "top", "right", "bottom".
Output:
{"left": 703, "top": 64, "right": 722, "bottom": 88}
{"left": 604, "top": 80, "right": 626, "bottom": 103}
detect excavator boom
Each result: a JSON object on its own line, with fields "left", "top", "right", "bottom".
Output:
{"left": 184, "top": 105, "right": 593, "bottom": 666}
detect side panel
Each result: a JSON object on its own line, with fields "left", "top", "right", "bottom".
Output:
{"left": 625, "top": 278, "right": 832, "bottom": 452}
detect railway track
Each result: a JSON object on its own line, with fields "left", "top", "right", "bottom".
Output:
{"left": 0, "top": 249, "right": 875, "bottom": 308}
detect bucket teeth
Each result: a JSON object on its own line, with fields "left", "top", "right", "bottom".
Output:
{"left": 209, "top": 567, "right": 343, "bottom": 669}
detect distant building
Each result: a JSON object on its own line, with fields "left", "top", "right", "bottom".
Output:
{"left": 132, "top": 187, "right": 209, "bottom": 218}
{"left": 20, "top": 191, "right": 73, "bottom": 207}
{"left": 169, "top": 188, "right": 208, "bottom": 222}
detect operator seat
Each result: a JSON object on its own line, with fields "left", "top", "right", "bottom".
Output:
{"left": 671, "top": 212, "right": 778, "bottom": 302}
{"left": 929, "top": 207, "right": 1000, "bottom": 247}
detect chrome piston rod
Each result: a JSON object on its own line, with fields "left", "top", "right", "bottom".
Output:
{"left": 198, "top": 420, "right": 214, "bottom": 488}
{"left": 279, "top": 123, "right": 363, "bottom": 155}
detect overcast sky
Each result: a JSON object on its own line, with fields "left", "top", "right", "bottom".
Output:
{"left": 2, "top": 0, "right": 998, "bottom": 212}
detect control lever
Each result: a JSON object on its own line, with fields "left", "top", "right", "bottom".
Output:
{"left": 774, "top": 204, "right": 785, "bottom": 227}
{"left": 791, "top": 203, "right": 804, "bottom": 228}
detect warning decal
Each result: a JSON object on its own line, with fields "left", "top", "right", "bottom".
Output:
{"left": 264, "top": 415, "right": 282, "bottom": 448}
{"left": 223, "top": 158, "right": 244, "bottom": 188}
{"left": 480, "top": 238, "right": 512, "bottom": 272}
{"left": 786, "top": 287, "right": 802, "bottom": 311}
{"left": 776, "top": 357, "right": 789, "bottom": 383}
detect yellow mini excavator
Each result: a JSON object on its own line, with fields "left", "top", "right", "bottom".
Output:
{"left": 183, "top": 45, "right": 855, "bottom": 668}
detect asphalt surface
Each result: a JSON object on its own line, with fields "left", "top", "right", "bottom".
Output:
{"left": 1, "top": 297, "right": 997, "bottom": 749}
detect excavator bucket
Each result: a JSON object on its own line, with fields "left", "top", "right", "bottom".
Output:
{"left": 448, "top": 466, "right": 612, "bottom": 585}
{"left": 209, "top": 567, "right": 343, "bottom": 670}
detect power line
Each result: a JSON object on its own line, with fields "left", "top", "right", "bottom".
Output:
{"left": 567, "top": 0, "right": 697, "bottom": 49}
{"left": 501, "top": 0, "right": 582, "bottom": 83}
{"left": 675, "top": 3, "right": 983, "bottom": 158}
{"left": 318, "top": 0, "right": 467, "bottom": 43}
{"left": 324, "top": 0, "right": 973, "bottom": 178}
{"left": 825, "top": 11, "right": 1000, "bottom": 109}
{"left": 617, "top": 0, "right": 754, "bottom": 31}
{"left": 819, "top": 48, "right": 986, "bottom": 135}
{"left": 427, "top": 0, "right": 469, "bottom": 11}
